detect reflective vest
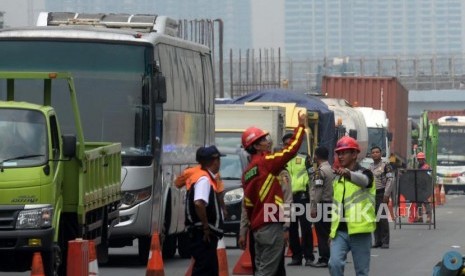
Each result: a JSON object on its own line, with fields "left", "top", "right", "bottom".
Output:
{"left": 286, "top": 154, "right": 309, "bottom": 193}
{"left": 330, "top": 172, "right": 376, "bottom": 238}
{"left": 175, "top": 165, "right": 224, "bottom": 193}
{"left": 185, "top": 168, "right": 224, "bottom": 237}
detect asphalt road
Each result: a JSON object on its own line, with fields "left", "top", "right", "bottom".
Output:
{"left": 4, "top": 194, "right": 465, "bottom": 276}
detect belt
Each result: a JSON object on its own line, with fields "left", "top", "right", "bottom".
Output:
{"left": 293, "top": 190, "right": 307, "bottom": 195}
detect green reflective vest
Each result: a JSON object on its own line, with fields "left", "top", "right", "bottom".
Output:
{"left": 330, "top": 174, "right": 376, "bottom": 238}
{"left": 286, "top": 154, "right": 309, "bottom": 193}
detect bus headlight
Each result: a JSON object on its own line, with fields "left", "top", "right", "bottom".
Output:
{"left": 224, "top": 188, "right": 244, "bottom": 204}
{"left": 16, "top": 205, "right": 53, "bottom": 229}
{"left": 121, "top": 186, "right": 152, "bottom": 208}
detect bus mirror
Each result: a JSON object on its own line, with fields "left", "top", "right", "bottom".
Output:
{"left": 387, "top": 132, "right": 393, "bottom": 142}
{"left": 153, "top": 74, "right": 167, "bottom": 103}
{"left": 349, "top": 129, "right": 357, "bottom": 139}
{"left": 62, "top": 135, "right": 76, "bottom": 158}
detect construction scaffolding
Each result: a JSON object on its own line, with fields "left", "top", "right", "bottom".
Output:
{"left": 175, "top": 19, "right": 465, "bottom": 98}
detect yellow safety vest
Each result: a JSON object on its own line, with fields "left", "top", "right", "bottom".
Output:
{"left": 330, "top": 175, "right": 376, "bottom": 238}
{"left": 287, "top": 154, "right": 309, "bottom": 193}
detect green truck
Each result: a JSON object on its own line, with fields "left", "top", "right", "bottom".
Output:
{"left": 0, "top": 72, "right": 122, "bottom": 275}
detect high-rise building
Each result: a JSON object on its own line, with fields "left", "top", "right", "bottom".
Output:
{"left": 44, "top": 0, "right": 252, "bottom": 51}
{"left": 0, "top": 12, "right": 4, "bottom": 29}
{"left": 285, "top": 0, "right": 465, "bottom": 59}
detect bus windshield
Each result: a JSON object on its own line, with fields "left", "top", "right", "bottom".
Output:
{"left": 0, "top": 40, "right": 152, "bottom": 157}
{"left": 438, "top": 126, "right": 465, "bottom": 157}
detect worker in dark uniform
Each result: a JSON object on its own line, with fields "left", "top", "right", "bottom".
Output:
{"left": 185, "top": 145, "right": 225, "bottom": 276}
{"left": 282, "top": 133, "right": 314, "bottom": 266}
{"left": 309, "top": 146, "right": 334, "bottom": 267}
{"left": 369, "top": 146, "right": 394, "bottom": 249}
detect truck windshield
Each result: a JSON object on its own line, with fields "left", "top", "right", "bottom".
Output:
{"left": 220, "top": 153, "right": 242, "bottom": 179}
{"left": 367, "top": 128, "right": 387, "bottom": 157}
{"left": 438, "top": 126, "right": 465, "bottom": 158}
{"left": 0, "top": 40, "right": 152, "bottom": 158}
{"left": 0, "top": 109, "right": 47, "bottom": 167}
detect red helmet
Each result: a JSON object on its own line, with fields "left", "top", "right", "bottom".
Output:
{"left": 417, "top": 152, "right": 426, "bottom": 159}
{"left": 242, "top": 127, "right": 268, "bottom": 149}
{"left": 335, "top": 136, "right": 360, "bottom": 153}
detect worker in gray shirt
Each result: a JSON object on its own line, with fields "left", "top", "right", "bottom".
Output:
{"left": 309, "top": 146, "right": 334, "bottom": 267}
{"left": 369, "top": 146, "right": 394, "bottom": 249}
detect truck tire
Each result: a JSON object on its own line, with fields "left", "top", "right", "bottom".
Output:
{"left": 42, "top": 243, "right": 61, "bottom": 276}
{"left": 177, "top": 232, "right": 191, "bottom": 258}
{"left": 138, "top": 236, "right": 151, "bottom": 265}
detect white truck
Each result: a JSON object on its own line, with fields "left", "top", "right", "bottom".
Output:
{"left": 215, "top": 104, "right": 286, "bottom": 151}
{"left": 321, "top": 98, "right": 368, "bottom": 163}
{"left": 355, "top": 107, "right": 391, "bottom": 168}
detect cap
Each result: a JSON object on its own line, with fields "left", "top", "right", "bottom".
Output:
{"left": 196, "top": 145, "right": 225, "bottom": 162}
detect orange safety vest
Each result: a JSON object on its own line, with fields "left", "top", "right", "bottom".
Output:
{"left": 175, "top": 165, "right": 224, "bottom": 193}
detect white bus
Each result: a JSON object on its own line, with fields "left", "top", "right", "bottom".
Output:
{"left": 0, "top": 12, "right": 215, "bottom": 269}
{"left": 436, "top": 116, "right": 465, "bottom": 193}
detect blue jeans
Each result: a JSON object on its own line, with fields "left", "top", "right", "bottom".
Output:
{"left": 329, "top": 231, "right": 372, "bottom": 276}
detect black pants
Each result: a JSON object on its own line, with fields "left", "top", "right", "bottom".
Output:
{"left": 314, "top": 204, "right": 331, "bottom": 263}
{"left": 374, "top": 192, "right": 390, "bottom": 246}
{"left": 189, "top": 229, "right": 219, "bottom": 276}
{"left": 289, "top": 193, "right": 314, "bottom": 262}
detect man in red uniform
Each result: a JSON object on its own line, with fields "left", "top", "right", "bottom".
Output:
{"left": 241, "top": 111, "right": 307, "bottom": 276}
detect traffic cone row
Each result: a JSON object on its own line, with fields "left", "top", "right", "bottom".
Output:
{"left": 146, "top": 233, "right": 165, "bottom": 276}
{"left": 185, "top": 237, "right": 230, "bottom": 276}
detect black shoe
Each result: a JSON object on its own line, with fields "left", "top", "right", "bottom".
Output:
{"left": 381, "top": 244, "right": 389, "bottom": 249}
{"left": 310, "top": 261, "right": 328, "bottom": 268}
{"left": 288, "top": 259, "right": 302, "bottom": 266}
{"left": 304, "top": 259, "right": 315, "bottom": 266}
{"left": 372, "top": 243, "right": 382, "bottom": 248}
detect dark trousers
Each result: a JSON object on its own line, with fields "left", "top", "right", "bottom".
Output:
{"left": 249, "top": 229, "right": 286, "bottom": 276}
{"left": 374, "top": 192, "right": 390, "bottom": 246}
{"left": 314, "top": 204, "right": 331, "bottom": 263}
{"left": 289, "top": 193, "right": 314, "bottom": 261}
{"left": 189, "top": 229, "right": 219, "bottom": 276}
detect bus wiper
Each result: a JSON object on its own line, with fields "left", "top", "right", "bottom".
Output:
{"left": 0, "top": 154, "right": 45, "bottom": 172}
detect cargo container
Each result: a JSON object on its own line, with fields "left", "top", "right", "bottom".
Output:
{"left": 322, "top": 76, "right": 409, "bottom": 167}
{"left": 426, "top": 110, "right": 465, "bottom": 121}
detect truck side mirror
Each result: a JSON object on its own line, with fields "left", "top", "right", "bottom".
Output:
{"left": 349, "top": 129, "right": 357, "bottom": 139}
{"left": 387, "top": 132, "right": 393, "bottom": 142}
{"left": 152, "top": 74, "right": 167, "bottom": 103}
{"left": 62, "top": 135, "right": 76, "bottom": 158}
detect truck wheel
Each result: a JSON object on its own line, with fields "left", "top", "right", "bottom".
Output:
{"left": 42, "top": 243, "right": 62, "bottom": 276}
{"left": 162, "top": 235, "right": 177, "bottom": 259}
{"left": 177, "top": 232, "right": 191, "bottom": 258}
{"left": 138, "top": 236, "right": 151, "bottom": 265}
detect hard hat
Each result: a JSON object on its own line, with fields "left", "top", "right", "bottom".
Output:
{"left": 335, "top": 136, "right": 360, "bottom": 153}
{"left": 417, "top": 152, "right": 426, "bottom": 159}
{"left": 242, "top": 127, "right": 268, "bottom": 149}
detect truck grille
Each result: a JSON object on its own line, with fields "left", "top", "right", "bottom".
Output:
{"left": 0, "top": 207, "right": 20, "bottom": 230}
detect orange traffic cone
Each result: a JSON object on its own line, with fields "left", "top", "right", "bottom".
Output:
{"left": 440, "top": 185, "right": 446, "bottom": 205}
{"left": 434, "top": 186, "right": 442, "bottom": 206}
{"left": 408, "top": 203, "right": 418, "bottom": 223}
{"left": 398, "top": 194, "right": 407, "bottom": 217}
{"left": 146, "top": 233, "right": 165, "bottom": 276}
{"left": 31, "top": 252, "right": 45, "bottom": 276}
{"left": 88, "top": 240, "right": 99, "bottom": 276}
{"left": 217, "top": 238, "right": 229, "bottom": 276}
{"left": 232, "top": 235, "right": 253, "bottom": 275}
{"left": 312, "top": 227, "right": 318, "bottom": 248}
{"left": 184, "top": 257, "right": 195, "bottom": 276}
